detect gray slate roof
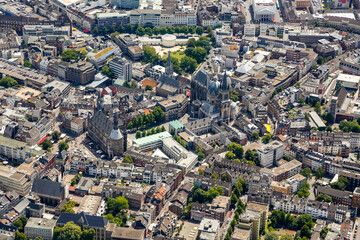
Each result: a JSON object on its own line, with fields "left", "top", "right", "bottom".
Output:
{"left": 31, "top": 178, "right": 63, "bottom": 198}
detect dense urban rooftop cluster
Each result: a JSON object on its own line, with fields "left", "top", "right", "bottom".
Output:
{"left": 2, "top": 0, "right": 360, "bottom": 239}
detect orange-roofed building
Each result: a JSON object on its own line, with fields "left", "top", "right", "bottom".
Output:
{"left": 140, "top": 78, "right": 156, "bottom": 89}
{"left": 285, "top": 230, "right": 296, "bottom": 237}
{"left": 152, "top": 186, "right": 169, "bottom": 214}
{"left": 278, "top": 134, "right": 286, "bottom": 142}
{"left": 144, "top": 109, "right": 150, "bottom": 115}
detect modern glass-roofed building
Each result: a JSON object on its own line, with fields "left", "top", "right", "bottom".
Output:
{"left": 133, "top": 131, "right": 171, "bottom": 151}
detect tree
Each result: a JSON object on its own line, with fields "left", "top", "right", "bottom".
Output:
{"left": 35, "top": 237, "right": 44, "bottom": 240}
{"left": 102, "top": 26, "right": 108, "bottom": 34}
{"left": 61, "top": 200, "right": 76, "bottom": 213}
{"left": 211, "top": 172, "right": 219, "bottom": 179}
{"left": 330, "top": 176, "right": 349, "bottom": 190}
{"left": 222, "top": 174, "right": 229, "bottom": 182}
{"left": 81, "top": 229, "right": 95, "bottom": 240}
{"left": 292, "top": 214, "right": 314, "bottom": 230}
{"left": 182, "top": 203, "right": 192, "bottom": 218}
{"left": 13, "top": 220, "right": 23, "bottom": 230}
{"left": 300, "top": 168, "right": 312, "bottom": 179}
{"left": 41, "top": 139, "right": 53, "bottom": 151}
{"left": 52, "top": 131, "right": 60, "bottom": 141}
{"left": 325, "top": 125, "right": 332, "bottom": 132}
{"left": 206, "top": 26, "right": 214, "bottom": 38}
{"left": 314, "top": 167, "right": 324, "bottom": 179}
{"left": 71, "top": 178, "right": 77, "bottom": 186}
{"left": 18, "top": 216, "right": 27, "bottom": 228}
{"left": 15, "top": 231, "right": 27, "bottom": 240}
{"left": 117, "top": 25, "right": 125, "bottom": 33}
{"left": 251, "top": 132, "right": 259, "bottom": 141}
{"left": 189, "top": 26, "right": 195, "bottom": 34}
{"left": 136, "top": 27, "right": 145, "bottom": 36}
{"left": 145, "top": 85, "right": 153, "bottom": 91}
{"left": 125, "top": 24, "right": 133, "bottom": 33}
{"left": 230, "top": 91, "right": 239, "bottom": 102}
{"left": 196, "top": 26, "right": 204, "bottom": 35}
{"left": 61, "top": 49, "right": 81, "bottom": 62}
{"left": 101, "top": 65, "right": 114, "bottom": 79}
{"left": 92, "top": 27, "right": 99, "bottom": 35}
{"left": 106, "top": 196, "right": 129, "bottom": 216}
{"left": 196, "top": 146, "right": 205, "bottom": 161}
{"left": 59, "top": 141, "right": 69, "bottom": 152}
{"left": 230, "top": 193, "right": 238, "bottom": 207}
{"left": 316, "top": 194, "right": 333, "bottom": 203}
{"left": 53, "top": 222, "right": 82, "bottom": 240}
{"left": 265, "top": 232, "right": 279, "bottom": 240}
{"left": 180, "top": 56, "right": 197, "bottom": 73}
{"left": 262, "top": 134, "right": 273, "bottom": 144}
{"left": 123, "top": 155, "right": 133, "bottom": 163}
{"left": 108, "top": 25, "right": 115, "bottom": 33}
{"left": 280, "top": 234, "right": 294, "bottom": 240}
{"left": 244, "top": 150, "right": 259, "bottom": 166}
{"left": 314, "top": 101, "right": 321, "bottom": 115}
{"left": 297, "top": 181, "right": 310, "bottom": 198}
{"left": 23, "top": 60, "right": 31, "bottom": 68}
{"left": 187, "top": 38, "right": 197, "bottom": 48}
{"left": 136, "top": 130, "right": 141, "bottom": 139}
{"left": 192, "top": 47, "right": 207, "bottom": 63}
{"left": 317, "top": 56, "right": 324, "bottom": 65}
{"left": 300, "top": 225, "right": 312, "bottom": 239}
{"left": 228, "top": 143, "right": 244, "bottom": 159}
{"left": 0, "top": 76, "right": 18, "bottom": 88}
{"left": 143, "top": 46, "right": 160, "bottom": 64}
{"left": 225, "top": 151, "right": 235, "bottom": 160}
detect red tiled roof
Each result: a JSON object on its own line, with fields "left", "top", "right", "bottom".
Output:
{"left": 278, "top": 134, "right": 285, "bottom": 142}
{"left": 140, "top": 78, "right": 156, "bottom": 88}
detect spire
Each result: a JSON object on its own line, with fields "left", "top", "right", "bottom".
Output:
{"left": 113, "top": 111, "right": 119, "bottom": 130}
{"left": 165, "top": 51, "right": 173, "bottom": 76}
{"left": 96, "top": 91, "right": 102, "bottom": 111}
{"left": 110, "top": 110, "right": 123, "bottom": 140}
{"left": 221, "top": 70, "right": 228, "bottom": 91}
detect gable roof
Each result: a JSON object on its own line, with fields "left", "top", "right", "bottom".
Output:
{"left": 88, "top": 110, "right": 114, "bottom": 137}
{"left": 194, "top": 70, "right": 209, "bottom": 87}
{"left": 31, "top": 178, "right": 63, "bottom": 198}
{"left": 57, "top": 212, "right": 109, "bottom": 228}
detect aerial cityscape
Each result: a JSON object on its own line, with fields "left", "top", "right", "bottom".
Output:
{"left": 1, "top": 0, "right": 360, "bottom": 239}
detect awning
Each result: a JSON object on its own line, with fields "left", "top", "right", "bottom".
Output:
{"left": 38, "top": 136, "right": 47, "bottom": 145}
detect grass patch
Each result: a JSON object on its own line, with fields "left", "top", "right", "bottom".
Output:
{"left": 162, "top": 50, "right": 186, "bottom": 61}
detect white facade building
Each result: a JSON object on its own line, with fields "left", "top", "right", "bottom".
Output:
{"left": 253, "top": 0, "right": 276, "bottom": 22}
{"left": 257, "top": 140, "right": 284, "bottom": 167}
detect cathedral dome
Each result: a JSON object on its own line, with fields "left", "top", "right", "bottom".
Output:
{"left": 110, "top": 129, "right": 123, "bottom": 140}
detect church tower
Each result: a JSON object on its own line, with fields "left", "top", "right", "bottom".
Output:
{"left": 96, "top": 91, "right": 103, "bottom": 112}
{"left": 165, "top": 51, "right": 173, "bottom": 77}
{"left": 219, "top": 71, "right": 231, "bottom": 122}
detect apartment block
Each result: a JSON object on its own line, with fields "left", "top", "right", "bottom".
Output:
{"left": 257, "top": 140, "right": 284, "bottom": 168}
